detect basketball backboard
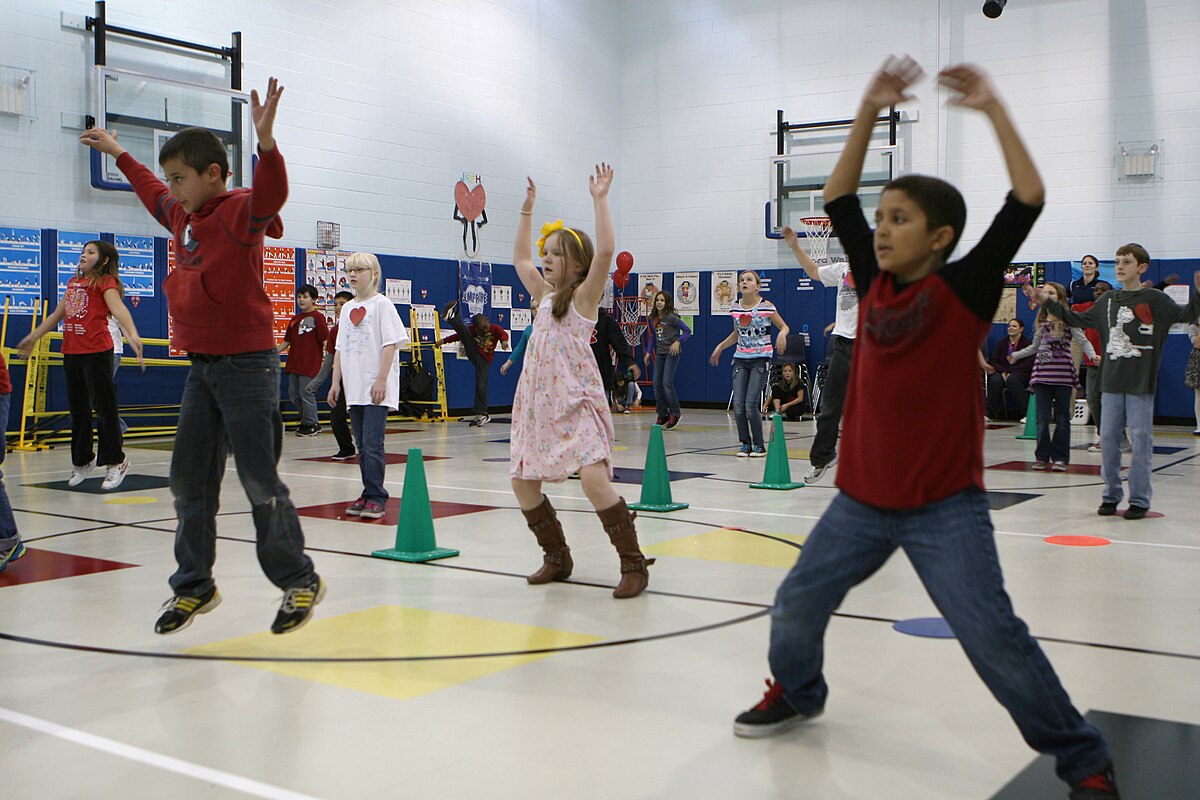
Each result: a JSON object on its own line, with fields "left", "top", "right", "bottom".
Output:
{"left": 91, "top": 65, "right": 254, "bottom": 192}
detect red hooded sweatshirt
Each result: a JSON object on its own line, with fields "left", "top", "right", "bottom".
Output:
{"left": 117, "top": 147, "right": 287, "bottom": 355}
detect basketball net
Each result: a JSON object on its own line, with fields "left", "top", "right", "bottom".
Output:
{"left": 800, "top": 216, "right": 834, "bottom": 264}
{"left": 614, "top": 295, "right": 649, "bottom": 349}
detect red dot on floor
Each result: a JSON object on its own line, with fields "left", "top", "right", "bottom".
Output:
{"left": 1044, "top": 535, "right": 1111, "bottom": 547}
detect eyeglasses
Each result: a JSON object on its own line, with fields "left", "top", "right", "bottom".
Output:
{"left": 345, "top": 267, "right": 370, "bottom": 275}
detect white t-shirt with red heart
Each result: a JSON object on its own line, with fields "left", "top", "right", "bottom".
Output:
{"left": 336, "top": 293, "right": 410, "bottom": 408}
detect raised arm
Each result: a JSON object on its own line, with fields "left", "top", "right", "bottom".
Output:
{"left": 82, "top": 128, "right": 185, "bottom": 235}
{"left": 513, "top": 177, "right": 552, "bottom": 301}
{"left": 782, "top": 226, "right": 822, "bottom": 281}
{"left": 938, "top": 65, "right": 1043, "bottom": 207}
{"left": 575, "top": 163, "right": 616, "bottom": 313}
{"left": 248, "top": 78, "right": 288, "bottom": 233}
{"left": 824, "top": 55, "right": 924, "bottom": 204}
{"left": 16, "top": 302, "right": 67, "bottom": 358}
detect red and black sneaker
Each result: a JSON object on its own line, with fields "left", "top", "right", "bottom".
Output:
{"left": 1069, "top": 762, "right": 1120, "bottom": 799}
{"left": 733, "top": 679, "right": 821, "bottom": 738}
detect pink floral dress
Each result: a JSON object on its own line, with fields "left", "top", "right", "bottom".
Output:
{"left": 510, "top": 293, "right": 614, "bottom": 481}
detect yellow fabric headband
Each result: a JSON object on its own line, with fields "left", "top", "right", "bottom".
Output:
{"left": 537, "top": 219, "right": 583, "bottom": 257}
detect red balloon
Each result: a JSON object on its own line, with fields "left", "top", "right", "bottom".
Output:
{"left": 616, "top": 251, "right": 634, "bottom": 273}
{"left": 613, "top": 270, "right": 630, "bottom": 289}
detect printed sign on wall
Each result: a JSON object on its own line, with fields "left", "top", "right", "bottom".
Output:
{"left": 0, "top": 226, "right": 41, "bottom": 314}
{"left": 673, "top": 271, "right": 700, "bottom": 315}
{"left": 711, "top": 270, "right": 736, "bottom": 315}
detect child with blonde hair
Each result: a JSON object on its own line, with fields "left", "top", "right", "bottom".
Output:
{"left": 329, "top": 253, "right": 409, "bottom": 520}
{"left": 510, "top": 165, "right": 655, "bottom": 598}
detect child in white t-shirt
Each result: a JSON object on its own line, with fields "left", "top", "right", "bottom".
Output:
{"left": 329, "top": 253, "right": 410, "bottom": 520}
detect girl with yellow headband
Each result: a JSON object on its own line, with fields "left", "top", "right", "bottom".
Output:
{"left": 508, "top": 164, "right": 655, "bottom": 599}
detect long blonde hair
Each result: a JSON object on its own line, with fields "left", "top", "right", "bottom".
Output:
{"left": 548, "top": 228, "right": 594, "bottom": 320}
{"left": 346, "top": 252, "right": 381, "bottom": 295}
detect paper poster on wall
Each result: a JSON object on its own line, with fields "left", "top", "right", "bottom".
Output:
{"left": 265, "top": 246, "right": 298, "bottom": 339}
{"left": 638, "top": 273, "right": 663, "bottom": 304}
{"left": 1004, "top": 262, "right": 1044, "bottom": 287}
{"left": 56, "top": 231, "right": 98, "bottom": 296}
{"left": 673, "top": 271, "right": 700, "bottom": 315}
{"left": 510, "top": 307, "right": 531, "bottom": 331}
{"left": 711, "top": 270, "right": 736, "bottom": 315}
{"left": 0, "top": 226, "right": 41, "bottom": 314}
{"left": 491, "top": 284, "right": 511, "bottom": 309}
{"left": 305, "top": 248, "right": 351, "bottom": 319}
{"left": 386, "top": 278, "right": 411, "bottom": 306}
{"left": 993, "top": 287, "right": 1017, "bottom": 324}
{"left": 413, "top": 304, "right": 438, "bottom": 329}
{"left": 459, "top": 260, "right": 492, "bottom": 318}
{"left": 1165, "top": 284, "right": 1191, "bottom": 333}
{"left": 113, "top": 234, "right": 155, "bottom": 297}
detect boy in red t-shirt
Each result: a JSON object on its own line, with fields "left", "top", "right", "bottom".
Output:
{"left": 277, "top": 284, "right": 328, "bottom": 436}
{"left": 79, "top": 77, "right": 324, "bottom": 636}
{"left": 732, "top": 58, "right": 1118, "bottom": 799}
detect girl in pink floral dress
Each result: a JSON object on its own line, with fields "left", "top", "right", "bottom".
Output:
{"left": 510, "top": 164, "right": 654, "bottom": 598}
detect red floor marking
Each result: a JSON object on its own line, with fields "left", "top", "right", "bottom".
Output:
{"left": 297, "top": 498, "right": 497, "bottom": 526}
{"left": 1122, "top": 509, "right": 1165, "bottom": 519}
{"left": 986, "top": 460, "right": 1108, "bottom": 475}
{"left": 384, "top": 428, "right": 423, "bottom": 435}
{"left": 1044, "top": 535, "right": 1112, "bottom": 547}
{"left": 0, "top": 549, "right": 139, "bottom": 588}
{"left": 298, "top": 453, "right": 447, "bottom": 465}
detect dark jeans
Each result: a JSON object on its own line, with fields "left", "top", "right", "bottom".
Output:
{"left": 768, "top": 488, "right": 1110, "bottom": 784}
{"left": 64, "top": 349, "right": 123, "bottom": 467}
{"left": 731, "top": 357, "right": 769, "bottom": 447}
{"left": 653, "top": 352, "right": 681, "bottom": 417}
{"left": 0, "top": 393, "right": 19, "bottom": 552}
{"left": 330, "top": 380, "right": 354, "bottom": 453}
{"left": 987, "top": 371, "right": 1030, "bottom": 421}
{"left": 169, "top": 351, "right": 315, "bottom": 596}
{"left": 1033, "top": 383, "right": 1073, "bottom": 464}
{"left": 810, "top": 335, "right": 853, "bottom": 468}
{"left": 350, "top": 404, "right": 389, "bottom": 502}
{"left": 449, "top": 316, "right": 490, "bottom": 416}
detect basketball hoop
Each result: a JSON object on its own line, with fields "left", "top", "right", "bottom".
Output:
{"left": 614, "top": 296, "right": 650, "bottom": 349}
{"left": 799, "top": 216, "right": 834, "bottom": 264}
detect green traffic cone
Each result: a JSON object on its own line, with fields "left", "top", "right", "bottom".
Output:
{"left": 372, "top": 448, "right": 460, "bottom": 563}
{"left": 1016, "top": 393, "right": 1037, "bottom": 440}
{"left": 750, "top": 414, "right": 805, "bottom": 490}
{"left": 629, "top": 425, "right": 688, "bottom": 512}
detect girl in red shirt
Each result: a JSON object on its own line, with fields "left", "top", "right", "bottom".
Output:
{"left": 20, "top": 240, "right": 144, "bottom": 490}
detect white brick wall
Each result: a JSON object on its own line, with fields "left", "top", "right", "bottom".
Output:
{"left": 1, "top": 0, "right": 1197, "bottom": 269}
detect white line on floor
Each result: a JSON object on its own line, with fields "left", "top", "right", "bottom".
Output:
{"left": 0, "top": 707, "right": 327, "bottom": 800}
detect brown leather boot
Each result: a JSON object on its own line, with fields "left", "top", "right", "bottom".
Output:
{"left": 521, "top": 496, "right": 573, "bottom": 584}
{"left": 597, "top": 498, "right": 656, "bottom": 598}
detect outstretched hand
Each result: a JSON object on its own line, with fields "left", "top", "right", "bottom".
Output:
{"left": 1022, "top": 283, "right": 1052, "bottom": 305}
{"left": 939, "top": 64, "right": 1001, "bottom": 112}
{"left": 522, "top": 177, "right": 537, "bottom": 213}
{"left": 862, "top": 55, "right": 925, "bottom": 113}
{"left": 589, "top": 162, "right": 613, "bottom": 199}
{"left": 251, "top": 76, "right": 284, "bottom": 151}
{"left": 782, "top": 225, "right": 798, "bottom": 246}
{"left": 79, "top": 128, "right": 125, "bottom": 158}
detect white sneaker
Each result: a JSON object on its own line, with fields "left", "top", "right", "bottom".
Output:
{"left": 803, "top": 458, "right": 836, "bottom": 484}
{"left": 101, "top": 458, "right": 130, "bottom": 491}
{"left": 68, "top": 458, "right": 97, "bottom": 487}
{"left": 1087, "top": 441, "right": 1102, "bottom": 453}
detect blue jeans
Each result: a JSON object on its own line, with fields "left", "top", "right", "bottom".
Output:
{"left": 1033, "top": 383, "right": 1073, "bottom": 464}
{"left": 286, "top": 372, "right": 319, "bottom": 426}
{"left": 0, "top": 393, "right": 20, "bottom": 552}
{"left": 731, "top": 358, "right": 769, "bottom": 446}
{"left": 768, "top": 488, "right": 1110, "bottom": 783}
{"left": 169, "top": 352, "right": 315, "bottom": 595}
{"left": 653, "top": 352, "right": 681, "bottom": 417}
{"left": 1100, "top": 392, "right": 1154, "bottom": 508}
{"left": 349, "top": 404, "right": 390, "bottom": 503}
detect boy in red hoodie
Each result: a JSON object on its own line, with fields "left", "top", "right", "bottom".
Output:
{"left": 79, "top": 78, "right": 324, "bottom": 635}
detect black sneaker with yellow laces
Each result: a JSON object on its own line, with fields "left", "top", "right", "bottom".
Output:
{"left": 155, "top": 585, "right": 221, "bottom": 634}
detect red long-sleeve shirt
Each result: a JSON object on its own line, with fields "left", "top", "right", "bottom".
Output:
{"left": 117, "top": 147, "right": 287, "bottom": 355}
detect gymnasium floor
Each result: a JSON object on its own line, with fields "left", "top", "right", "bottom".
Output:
{"left": 1, "top": 410, "right": 1198, "bottom": 799}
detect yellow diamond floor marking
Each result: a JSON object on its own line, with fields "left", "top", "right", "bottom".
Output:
{"left": 785, "top": 448, "right": 811, "bottom": 460}
{"left": 613, "top": 445, "right": 629, "bottom": 451}
{"left": 643, "top": 528, "right": 807, "bottom": 569}
{"left": 184, "top": 606, "right": 602, "bottom": 701}
{"left": 103, "top": 496, "right": 158, "bottom": 505}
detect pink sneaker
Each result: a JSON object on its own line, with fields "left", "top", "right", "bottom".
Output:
{"left": 345, "top": 497, "right": 367, "bottom": 517}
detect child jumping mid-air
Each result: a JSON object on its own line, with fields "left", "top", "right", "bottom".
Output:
{"left": 733, "top": 57, "right": 1119, "bottom": 800}
{"left": 329, "top": 254, "right": 409, "bottom": 520}
{"left": 510, "top": 165, "right": 655, "bottom": 598}
{"left": 80, "top": 77, "right": 325, "bottom": 635}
